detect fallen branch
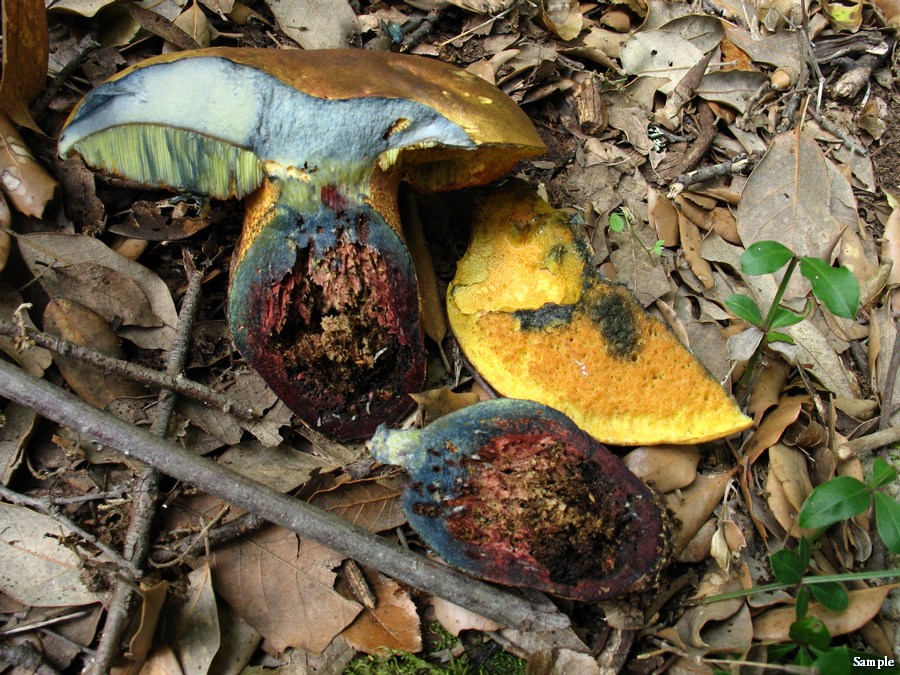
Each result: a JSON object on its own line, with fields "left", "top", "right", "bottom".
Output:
{"left": 0, "top": 359, "right": 569, "bottom": 635}
{"left": 0, "top": 319, "right": 259, "bottom": 421}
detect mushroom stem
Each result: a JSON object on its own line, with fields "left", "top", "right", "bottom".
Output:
{"left": 228, "top": 176, "right": 425, "bottom": 440}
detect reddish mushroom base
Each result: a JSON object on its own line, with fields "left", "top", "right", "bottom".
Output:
{"left": 229, "top": 200, "right": 425, "bottom": 439}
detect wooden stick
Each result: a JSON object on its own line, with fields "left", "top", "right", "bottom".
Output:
{"left": 0, "top": 359, "right": 568, "bottom": 634}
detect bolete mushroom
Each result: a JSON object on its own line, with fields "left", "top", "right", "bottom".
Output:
{"left": 58, "top": 48, "right": 545, "bottom": 439}
{"left": 447, "top": 183, "right": 753, "bottom": 445}
{"left": 371, "top": 398, "right": 671, "bottom": 600}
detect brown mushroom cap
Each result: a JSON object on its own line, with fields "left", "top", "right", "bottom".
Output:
{"left": 59, "top": 48, "right": 545, "bottom": 199}
{"left": 447, "top": 183, "right": 753, "bottom": 446}
{"left": 58, "top": 48, "right": 546, "bottom": 440}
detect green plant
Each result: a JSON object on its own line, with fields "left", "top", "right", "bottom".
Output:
{"left": 724, "top": 241, "right": 860, "bottom": 386}
{"left": 343, "top": 622, "right": 526, "bottom": 675}
{"left": 769, "top": 459, "right": 900, "bottom": 671}
{"left": 798, "top": 457, "right": 900, "bottom": 554}
{"left": 703, "top": 457, "right": 900, "bottom": 673}
{"left": 608, "top": 208, "right": 665, "bottom": 260}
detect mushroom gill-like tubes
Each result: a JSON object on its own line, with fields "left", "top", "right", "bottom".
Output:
{"left": 58, "top": 48, "right": 546, "bottom": 439}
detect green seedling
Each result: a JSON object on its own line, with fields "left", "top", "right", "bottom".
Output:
{"left": 608, "top": 208, "right": 665, "bottom": 261}
{"left": 705, "top": 458, "right": 900, "bottom": 674}
{"left": 724, "top": 241, "right": 860, "bottom": 387}
{"left": 799, "top": 457, "right": 900, "bottom": 553}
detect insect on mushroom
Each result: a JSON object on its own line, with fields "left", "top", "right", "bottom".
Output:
{"left": 58, "top": 48, "right": 546, "bottom": 440}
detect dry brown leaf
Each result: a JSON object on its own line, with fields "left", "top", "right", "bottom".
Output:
{"left": 765, "top": 467, "right": 814, "bottom": 538}
{"left": 678, "top": 212, "right": 714, "bottom": 289}
{"left": 870, "top": 0, "right": 900, "bottom": 21}
{"left": 622, "top": 445, "right": 700, "bottom": 493}
{"left": 18, "top": 233, "right": 178, "bottom": 349}
{"left": 125, "top": 580, "right": 169, "bottom": 663}
{"left": 667, "top": 471, "right": 735, "bottom": 555}
{"left": 0, "top": 0, "right": 48, "bottom": 131}
{"left": 883, "top": 207, "right": 900, "bottom": 288}
{"left": 0, "top": 503, "right": 105, "bottom": 606}
{"left": 218, "top": 440, "right": 333, "bottom": 493}
{"left": 446, "top": 0, "right": 515, "bottom": 13}
{"left": 55, "top": 262, "right": 160, "bottom": 328}
{"left": 403, "top": 193, "right": 446, "bottom": 345}
{"left": 409, "top": 386, "right": 480, "bottom": 424}
{"left": 0, "top": 112, "right": 57, "bottom": 217}
{"left": 648, "top": 188, "right": 679, "bottom": 246}
{"left": 737, "top": 130, "right": 849, "bottom": 299}
{"left": 211, "top": 527, "right": 361, "bottom": 654}
{"left": 264, "top": 0, "right": 360, "bottom": 50}
{"left": 780, "top": 321, "right": 858, "bottom": 398}
{"left": 0, "top": 402, "right": 37, "bottom": 485}
{"left": 742, "top": 395, "right": 807, "bottom": 465}
{"left": 167, "top": 564, "right": 220, "bottom": 675}
{"left": 753, "top": 584, "right": 900, "bottom": 641}
{"left": 608, "top": 224, "right": 671, "bottom": 306}
{"left": 170, "top": 2, "right": 212, "bottom": 49}
{"left": 138, "top": 644, "right": 185, "bottom": 675}
{"left": 678, "top": 518, "right": 717, "bottom": 563}
{"left": 310, "top": 476, "right": 406, "bottom": 533}
{"left": 43, "top": 298, "right": 145, "bottom": 409}
{"left": 747, "top": 360, "right": 790, "bottom": 424}
{"left": 620, "top": 31, "right": 705, "bottom": 95}
{"left": 341, "top": 572, "right": 421, "bottom": 654}
{"left": 540, "top": 0, "right": 583, "bottom": 40}
{"left": 674, "top": 594, "right": 751, "bottom": 654}
{"left": 0, "top": 196, "right": 10, "bottom": 273}
{"left": 128, "top": 5, "right": 201, "bottom": 50}
{"left": 431, "top": 595, "right": 503, "bottom": 636}
{"left": 768, "top": 443, "right": 814, "bottom": 513}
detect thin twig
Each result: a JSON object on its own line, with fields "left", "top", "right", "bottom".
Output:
{"left": 30, "top": 31, "right": 100, "bottom": 121}
{"left": 668, "top": 155, "right": 754, "bottom": 199}
{"left": 438, "top": 2, "right": 523, "bottom": 47}
{"left": 837, "top": 426, "right": 900, "bottom": 460}
{"left": 89, "top": 254, "right": 206, "bottom": 673}
{"left": 0, "top": 320, "right": 259, "bottom": 421}
{"left": 151, "top": 511, "right": 266, "bottom": 566}
{"left": 879, "top": 317, "right": 900, "bottom": 432}
{"left": 0, "top": 486, "right": 138, "bottom": 577}
{"left": 151, "top": 503, "right": 234, "bottom": 568}
{"left": 400, "top": 10, "right": 441, "bottom": 52}
{"left": 0, "top": 610, "right": 92, "bottom": 637}
{"left": 0, "top": 359, "right": 570, "bottom": 634}
{"left": 808, "top": 108, "right": 867, "bottom": 155}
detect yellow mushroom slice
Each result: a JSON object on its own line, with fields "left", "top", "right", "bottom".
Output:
{"left": 447, "top": 183, "right": 752, "bottom": 445}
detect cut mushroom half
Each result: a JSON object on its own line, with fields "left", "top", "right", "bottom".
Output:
{"left": 447, "top": 183, "right": 753, "bottom": 446}
{"left": 59, "top": 48, "right": 546, "bottom": 439}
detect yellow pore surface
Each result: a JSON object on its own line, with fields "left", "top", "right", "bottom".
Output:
{"left": 447, "top": 185, "right": 753, "bottom": 446}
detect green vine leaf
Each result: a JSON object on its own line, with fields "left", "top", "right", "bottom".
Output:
{"left": 725, "top": 294, "right": 762, "bottom": 326}
{"left": 741, "top": 241, "right": 794, "bottom": 275}
{"left": 797, "top": 476, "right": 870, "bottom": 529}
{"left": 769, "top": 305, "right": 807, "bottom": 329}
{"left": 798, "top": 257, "right": 860, "bottom": 319}
{"left": 809, "top": 581, "right": 848, "bottom": 612}
{"left": 874, "top": 492, "right": 900, "bottom": 554}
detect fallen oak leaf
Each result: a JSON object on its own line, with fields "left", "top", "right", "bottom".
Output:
{"left": 753, "top": 584, "right": 900, "bottom": 641}
{"left": 0, "top": 0, "right": 49, "bottom": 131}
{"left": 0, "top": 111, "right": 57, "bottom": 216}
{"left": 341, "top": 571, "right": 422, "bottom": 654}
{"left": 211, "top": 528, "right": 361, "bottom": 654}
